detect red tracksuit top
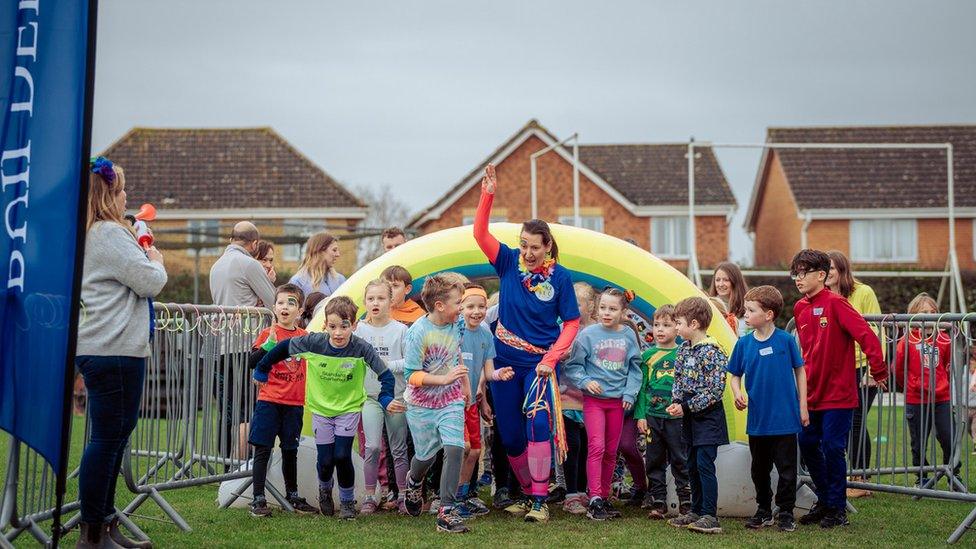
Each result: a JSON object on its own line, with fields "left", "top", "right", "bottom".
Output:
{"left": 794, "top": 287, "right": 887, "bottom": 411}
{"left": 894, "top": 329, "right": 951, "bottom": 405}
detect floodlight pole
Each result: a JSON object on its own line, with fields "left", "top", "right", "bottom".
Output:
{"left": 688, "top": 139, "right": 702, "bottom": 288}
{"left": 531, "top": 132, "right": 579, "bottom": 221}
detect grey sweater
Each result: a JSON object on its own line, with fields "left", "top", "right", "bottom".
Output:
{"left": 209, "top": 244, "right": 276, "bottom": 307}
{"left": 77, "top": 221, "right": 168, "bottom": 357}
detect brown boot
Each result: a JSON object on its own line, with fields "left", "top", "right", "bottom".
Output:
{"left": 108, "top": 517, "right": 153, "bottom": 548}
{"left": 845, "top": 476, "right": 872, "bottom": 499}
{"left": 76, "top": 522, "right": 124, "bottom": 548}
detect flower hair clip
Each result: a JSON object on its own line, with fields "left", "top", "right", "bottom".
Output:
{"left": 90, "top": 156, "right": 116, "bottom": 183}
{"left": 624, "top": 289, "right": 636, "bottom": 302}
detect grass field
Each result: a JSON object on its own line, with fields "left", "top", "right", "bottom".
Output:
{"left": 6, "top": 411, "right": 976, "bottom": 547}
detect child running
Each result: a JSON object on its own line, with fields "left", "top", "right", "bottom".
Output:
{"left": 666, "top": 296, "right": 729, "bottom": 534}
{"left": 253, "top": 296, "right": 401, "bottom": 520}
{"left": 353, "top": 279, "right": 411, "bottom": 515}
{"left": 457, "top": 283, "right": 514, "bottom": 516}
{"left": 245, "top": 284, "right": 319, "bottom": 517}
{"left": 894, "top": 293, "right": 954, "bottom": 487}
{"left": 727, "top": 286, "right": 808, "bottom": 533}
{"left": 382, "top": 265, "right": 426, "bottom": 326}
{"left": 401, "top": 273, "right": 473, "bottom": 534}
{"left": 635, "top": 304, "right": 691, "bottom": 519}
{"left": 563, "top": 287, "right": 643, "bottom": 521}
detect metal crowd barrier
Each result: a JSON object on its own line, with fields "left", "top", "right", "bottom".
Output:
{"left": 1, "top": 303, "right": 273, "bottom": 546}
{"left": 791, "top": 313, "right": 976, "bottom": 544}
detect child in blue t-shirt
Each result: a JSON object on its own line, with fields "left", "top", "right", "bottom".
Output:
{"left": 727, "top": 285, "right": 808, "bottom": 533}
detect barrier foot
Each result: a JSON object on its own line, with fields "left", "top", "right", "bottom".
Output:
{"left": 114, "top": 508, "right": 151, "bottom": 543}
{"left": 122, "top": 489, "right": 191, "bottom": 533}
{"left": 219, "top": 477, "right": 254, "bottom": 509}
{"left": 947, "top": 505, "right": 976, "bottom": 544}
{"left": 266, "top": 484, "right": 294, "bottom": 513}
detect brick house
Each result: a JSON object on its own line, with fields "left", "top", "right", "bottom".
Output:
{"left": 101, "top": 127, "right": 367, "bottom": 277}
{"left": 744, "top": 125, "right": 976, "bottom": 270}
{"left": 408, "top": 120, "right": 737, "bottom": 269}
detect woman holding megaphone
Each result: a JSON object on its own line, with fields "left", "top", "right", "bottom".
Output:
{"left": 76, "top": 157, "right": 167, "bottom": 549}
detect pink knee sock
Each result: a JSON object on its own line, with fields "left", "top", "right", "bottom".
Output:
{"left": 508, "top": 451, "right": 531, "bottom": 493}
{"left": 526, "top": 441, "right": 551, "bottom": 497}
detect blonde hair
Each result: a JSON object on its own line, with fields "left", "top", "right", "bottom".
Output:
{"left": 86, "top": 165, "right": 133, "bottom": 234}
{"left": 421, "top": 273, "right": 464, "bottom": 310}
{"left": 364, "top": 278, "right": 393, "bottom": 299}
{"left": 907, "top": 292, "right": 938, "bottom": 315}
{"left": 487, "top": 292, "right": 500, "bottom": 308}
{"left": 297, "top": 232, "right": 338, "bottom": 288}
{"left": 708, "top": 296, "right": 729, "bottom": 316}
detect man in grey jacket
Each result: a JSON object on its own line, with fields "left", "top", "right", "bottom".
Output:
{"left": 209, "top": 221, "right": 276, "bottom": 307}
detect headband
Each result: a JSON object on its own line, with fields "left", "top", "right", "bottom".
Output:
{"left": 462, "top": 287, "right": 488, "bottom": 302}
{"left": 90, "top": 156, "right": 116, "bottom": 183}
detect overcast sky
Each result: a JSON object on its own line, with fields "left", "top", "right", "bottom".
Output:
{"left": 92, "top": 0, "right": 976, "bottom": 265}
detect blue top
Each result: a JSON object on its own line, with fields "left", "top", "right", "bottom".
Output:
{"left": 725, "top": 328, "right": 804, "bottom": 436}
{"left": 289, "top": 270, "right": 346, "bottom": 298}
{"left": 461, "top": 324, "right": 496, "bottom": 393}
{"left": 492, "top": 243, "right": 580, "bottom": 368}
{"left": 562, "top": 324, "right": 643, "bottom": 405}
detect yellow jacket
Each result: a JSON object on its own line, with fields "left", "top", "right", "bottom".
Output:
{"left": 848, "top": 282, "right": 885, "bottom": 369}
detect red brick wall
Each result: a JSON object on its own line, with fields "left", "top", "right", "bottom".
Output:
{"left": 752, "top": 153, "right": 803, "bottom": 267}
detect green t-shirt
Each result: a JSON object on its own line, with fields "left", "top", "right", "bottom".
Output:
{"left": 288, "top": 333, "right": 389, "bottom": 418}
{"left": 634, "top": 345, "right": 680, "bottom": 420}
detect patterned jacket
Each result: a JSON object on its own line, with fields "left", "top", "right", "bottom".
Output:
{"left": 671, "top": 336, "right": 728, "bottom": 414}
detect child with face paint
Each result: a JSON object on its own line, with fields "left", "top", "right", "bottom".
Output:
{"left": 353, "top": 279, "right": 411, "bottom": 515}
{"left": 254, "top": 296, "right": 401, "bottom": 520}
{"left": 245, "top": 284, "right": 318, "bottom": 517}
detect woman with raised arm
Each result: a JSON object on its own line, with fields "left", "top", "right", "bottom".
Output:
{"left": 473, "top": 164, "right": 581, "bottom": 523}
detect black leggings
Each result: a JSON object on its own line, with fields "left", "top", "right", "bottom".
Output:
{"left": 563, "top": 416, "right": 587, "bottom": 494}
{"left": 317, "top": 436, "right": 355, "bottom": 488}
{"left": 849, "top": 369, "right": 878, "bottom": 474}
{"left": 252, "top": 445, "right": 298, "bottom": 499}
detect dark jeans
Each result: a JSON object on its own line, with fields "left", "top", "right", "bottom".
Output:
{"left": 688, "top": 445, "right": 718, "bottom": 517}
{"left": 799, "top": 409, "right": 853, "bottom": 510}
{"left": 486, "top": 385, "right": 520, "bottom": 496}
{"left": 906, "top": 402, "right": 955, "bottom": 483}
{"left": 645, "top": 416, "right": 691, "bottom": 504}
{"left": 849, "top": 368, "right": 878, "bottom": 473}
{"left": 77, "top": 356, "right": 146, "bottom": 523}
{"left": 749, "top": 434, "right": 798, "bottom": 514}
{"left": 564, "top": 416, "right": 588, "bottom": 494}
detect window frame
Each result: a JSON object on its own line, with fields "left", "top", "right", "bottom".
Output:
{"left": 651, "top": 216, "right": 691, "bottom": 259}
{"left": 849, "top": 219, "right": 918, "bottom": 263}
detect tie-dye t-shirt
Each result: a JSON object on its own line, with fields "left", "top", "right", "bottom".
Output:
{"left": 403, "top": 315, "right": 465, "bottom": 409}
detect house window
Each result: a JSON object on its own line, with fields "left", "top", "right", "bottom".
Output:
{"left": 558, "top": 215, "right": 604, "bottom": 233}
{"left": 186, "top": 220, "right": 222, "bottom": 256}
{"left": 850, "top": 219, "right": 917, "bottom": 262}
{"left": 461, "top": 215, "right": 507, "bottom": 226}
{"left": 652, "top": 217, "right": 690, "bottom": 258}
{"left": 283, "top": 220, "right": 326, "bottom": 262}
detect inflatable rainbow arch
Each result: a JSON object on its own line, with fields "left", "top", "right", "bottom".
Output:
{"left": 310, "top": 223, "right": 745, "bottom": 440}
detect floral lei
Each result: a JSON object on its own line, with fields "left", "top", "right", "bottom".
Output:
{"left": 518, "top": 255, "right": 557, "bottom": 294}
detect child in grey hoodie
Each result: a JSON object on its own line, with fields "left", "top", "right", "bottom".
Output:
{"left": 563, "top": 287, "right": 643, "bottom": 521}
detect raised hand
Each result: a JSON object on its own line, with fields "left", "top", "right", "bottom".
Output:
{"left": 481, "top": 163, "right": 497, "bottom": 195}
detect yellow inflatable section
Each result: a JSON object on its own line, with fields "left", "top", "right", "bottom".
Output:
{"left": 309, "top": 223, "right": 745, "bottom": 440}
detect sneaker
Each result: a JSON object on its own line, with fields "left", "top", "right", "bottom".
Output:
{"left": 668, "top": 512, "right": 700, "bottom": 528}
{"left": 547, "top": 485, "right": 566, "bottom": 504}
{"left": 360, "top": 497, "right": 379, "bottom": 516}
{"left": 397, "top": 498, "right": 409, "bottom": 515}
{"left": 249, "top": 499, "right": 272, "bottom": 518}
{"left": 586, "top": 498, "right": 610, "bottom": 521}
{"left": 428, "top": 498, "right": 441, "bottom": 515}
{"left": 744, "top": 509, "right": 774, "bottom": 529}
{"left": 524, "top": 500, "right": 549, "bottom": 523}
{"left": 678, "top": 500, "right": 692, "bottom": 517}
{"left": 819, "top": 508, "right": 849, "bottom": 529}
{"left": 777, "top": 511, "right": 796, "bottom": 532}
{"left": 453, "top": 501, "right": 473, "bottom": 520}
{"left": 602, "top": 499, "right": 622, "bottom": 519}
{"left": 436, "top": 507, "right": 470, "bottom": 534}
{"left": 381, "top": 491, "right": 398, "bottom": 511}
{"left": 504, "top": 498, "right": 530, "bottom": 516}
{"left": 492, "top": 487, "right": 514, "bottom": 510}
{"left": 404, "top": 483, "right": 424, "bottom": 517}
{"left": 640, "top": 492, "right": 656, "bottom": 510}
{"left": 563, "top": 494, "right": 588, "bottom": 515}
{"left": 338, "top": 501, "right": 357, "bottom": 520}
{"left": 287, "top": 496, "right": 319, "bottom": 515}
{"left": 318, "top": 488, "right": 334, "bottom": 516}
{"left": 478, "top": 472, "right": 493, "bottom": 488}
{"left": 687, "top": 514, "right": 722, "bottom": 534}
{"left": 798, "top": 503, "right": 828, "bottom": 525}
{"left": 465, "top": 497, "right": 490, "bottom": 516}
{"left": 646, "top": 501, "right": 667, "bottom": 520}
{"left": 624, "top": 489, "right": 647, "bottom": 507}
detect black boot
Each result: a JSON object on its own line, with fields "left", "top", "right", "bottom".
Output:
{"left": 107, "top": 517, "right": 153, "bottom": 548}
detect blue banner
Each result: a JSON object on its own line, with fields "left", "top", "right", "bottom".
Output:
{"left": 1, "top": 2, "right": 92, "bottom": 471}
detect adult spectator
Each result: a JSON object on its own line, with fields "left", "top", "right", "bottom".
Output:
{"left": 252, "top": 239, "right": 277, "bottom": 285}
{"left": 708, "top": 261, "right": 749, "bottom": 335}
{"left": 382, "top": 226, "right": 407, "bottom": 252}
{"left": 289, "top": 232, "right": 346, "bottom": 298}
{"left": 826, "top": 250, "right": 883, "bottom": 499}
{"left": 209, "top": 221, "right": 276, "bottom": 307}
{"left": 77, "top": 157, "right": 167, "bottom": 548}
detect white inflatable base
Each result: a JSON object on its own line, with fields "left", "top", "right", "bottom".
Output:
{"left": 218, "top": 436, "right": 366, "bottom": 509}
{"left": 218, "top": 438, "right": 817, "bottom": 517}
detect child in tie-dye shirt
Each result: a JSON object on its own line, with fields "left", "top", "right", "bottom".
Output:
{"left": 401, "top": 273, "right": 473, "bottom": 534}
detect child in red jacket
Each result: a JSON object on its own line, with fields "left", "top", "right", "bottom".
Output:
{"left": 894, "top": 293, "right": 954, "bottom": 487}
{"left": 789, "top": 250, "right": 887, "bottom": 529}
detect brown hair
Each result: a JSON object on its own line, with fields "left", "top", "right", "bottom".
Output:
{"left": 573, "top": 282, "right": 598, "bottom": 324}
{"left": 521, "top": 219, "right": 559, "bottom": 261}
{"left": 653, "top": 304, "right": 676, "bottom": 322}
{"left": 86, "top": 162, "right": 133, "bottom": 234}
{"left": 299, "top": 291, "right": 326, "bottom": 328}
{"left": 420, "top": 273, "right": 464, "bottom": 311}
{"left": 365, "top": 278, "right": 393, "bottom": 299}
{"left": 907, "top": 292, "right": 938, "bottom": 315}
{"left": 382, "top": 226, "right": 406, "bottom": 240}
{"left": 600, "top": 287, "right": 641, "bottom": 340}
{"left": 323, "top": 295, "right": 358, "bottom": 323}
{"left": 298, "top": 232, "right": 339, "bottom": 288}
{"left": 275, "top": 283, "right": 305, "bottom": 305}
{"left": 381, "top": 265, "right": 412, "bottom": 287}
{"left": 708, "top": 262, "right": 748, "bottom": 317}
{"left": 253, "top": 240, "right": 275, "bottom": 261}
{"left": 674, "top": 296, "right": 713, "bottom": 330}
{"left": 827, "top": 250, "right": 856, "bottom": 298}
{"left": 744, "top": 285, "right": 785, "bottom": 318}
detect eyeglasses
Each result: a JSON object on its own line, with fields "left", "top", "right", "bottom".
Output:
{"left": 790, "top": 271, "right": 809, "bottom": 281}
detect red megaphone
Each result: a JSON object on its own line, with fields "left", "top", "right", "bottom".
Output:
{"left": 133, "top": 203, "right": 156, "bottom": 250}
{"left": 135, "top": 203, "right": 157, "bottom": 222}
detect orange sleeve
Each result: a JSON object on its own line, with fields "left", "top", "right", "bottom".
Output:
{"left": 408, "top": 371, "right": 427, "bottom": 387}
